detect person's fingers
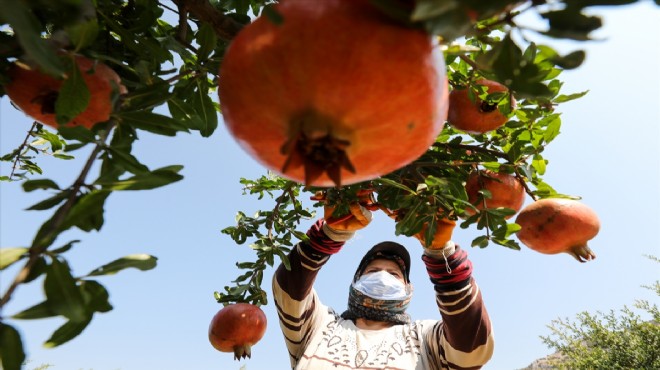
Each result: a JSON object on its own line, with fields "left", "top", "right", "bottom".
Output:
{"left": 349, "top": 203, "right": 372, "bottom": 226}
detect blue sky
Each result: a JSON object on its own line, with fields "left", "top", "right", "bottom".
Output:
{"left": 1, "top": 3, "right": 659, "bottom": 370}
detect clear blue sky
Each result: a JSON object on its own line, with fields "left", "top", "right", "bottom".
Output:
{"left": 1, "top": 3, "right": 659, "bottom": 370}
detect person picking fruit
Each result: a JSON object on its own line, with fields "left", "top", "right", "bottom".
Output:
{"left": 271, "top": 195, "right": 494, "bottom": 369}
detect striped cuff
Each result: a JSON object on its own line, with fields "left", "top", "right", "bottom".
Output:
{"left": 422, "top": 244, "right": 472, "bottom": 291}
{"left": 321, "top": 222, "right": 355, "bottom": 242}
{"left": 303, "top": 219, "right": 346, "bottom": 255}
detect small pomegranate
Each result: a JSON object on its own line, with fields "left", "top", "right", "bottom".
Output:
{"left": 464, "top": 169, "right": 525, "bottom": 218}
{"left": 515, "top": 198, "right": 600, "bottom": 262}
{"left": 447, "top": 78, "right": 515, "bottom": 134}
{"left": 208, "top": 303, "right": 267, "bottom": 360}
{"left": 4, "top": 55, "right": 126, "bottom": 129}
{"left": 218, "top": 0, "right": 448, "bottom": 187}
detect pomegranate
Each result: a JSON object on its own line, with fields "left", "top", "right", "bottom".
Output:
{"left": 464, "top": 169, "right": 525, "bottom": 218}
{"left": 447, "top": 78, "right": 515, "bottom": 134}
{"left": 515, "top": 198, "right": 600, "bottom": 262}
{"left": 218, "top": 0, "right": 448, "bottom": 187}
{"left": 4, "top": 55, "right": 126, "bottom": 129}
{"left": 208, "top": 303, "right": 267, "bottom": 360}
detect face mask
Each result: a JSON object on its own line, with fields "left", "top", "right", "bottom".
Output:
{"left": 352, "top": 270, "right": 411, "bottom": 301}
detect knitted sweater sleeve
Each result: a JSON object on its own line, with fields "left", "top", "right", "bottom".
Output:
{"left": 421, "top": 243, "right": 495, "bottom": 370}
{"left": 271, "top": 219, "right": 347, "bottom": 367}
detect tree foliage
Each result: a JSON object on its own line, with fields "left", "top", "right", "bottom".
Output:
{"left": 0, "top": 1, "right": 656, "bottom": 369}
{"left": 540, "top": 255, "right": 660, "bottom": 369}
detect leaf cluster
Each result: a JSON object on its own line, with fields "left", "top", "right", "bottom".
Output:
{"left": 0, "top": 244, "right": 157, "bottom": 368}
{"left": 216, "top": 174, "right": 310, "bottom": 305}
{"left": 540, "top": 256, "right": 660, "bottom": 369}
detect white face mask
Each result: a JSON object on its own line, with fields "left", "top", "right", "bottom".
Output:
{"left": 352, "top": 270, "right": 412, "bottom": 301}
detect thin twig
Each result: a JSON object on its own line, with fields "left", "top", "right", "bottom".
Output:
{"left": 266, "top": 182, "right": 296, "bottom": 239}
{"left": 8, "top": 122, "right": 40, "bottom": 180}
{"left": 459, "top": 54, "right": 481, "bottom": 72}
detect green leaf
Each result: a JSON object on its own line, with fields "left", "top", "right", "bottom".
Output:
{"left": 26, "top": 190, "right": 72, "bottom": 211}
{"left": 80, "top": 280, "right": 113, "bottom": 313}
{"left": 45, "top": 257, "right": 87, "bottom": 322}
{"left": 57, "top": 125, "right": 97, "bottom": 142}
{"left": 53, "top": 152, "right": 75, "bottom": 160}
{"left": 532, "top": 154, "right": 547, "bottom": 175}
{"left": 61, "top": 191, "right": 110, "bottom": 232}
{"left": 85, "top": 254, "right": 158, "bottom": 277}
{"left": 118, "top": 111, "right": 189, "bottom": 136}
{"left": 192, "top": 81, "right": 218, "bottom": 137}
{"left": 542, "top": 114, "right": 562, "bottom": 143}
{"left": 167, "top": 97, "right": 205, "bottom": 131}
{"left": 24, "top": 256, "right": 48, "bottom": 283}
{"left": 196, "top": 22, "right": 218, "bottom": 59}
{"left": 0, "top": 322, "right": 26, "bottom": 370}
{"left": 471, "top": 235, "right": 490, "bottom": 248}
{"left": 551, "top": 50, "right": 586, "bottom": 70}
{"left": 12, "top": 301, "right": 56, "bottom": 320}
{"left": 493, "top": 238, "right": 521, "bottom": 250}
{"left": 66, "top": 18, "right": 100, "bottom": 51}
{"left": 123, "top": 82, "right": 171, "bottom": 111}
{"left": 411, "top": 0, "right": 456, "bottom": 21}
{"left": 105, "top": 147, "right": 150, "bottom": 174}
{"left": 95, "top": 166, "right": 184, "bottom": 191}
{"left": 0, "top": 0, "right": 66, "bottom": 76}
{"left": 540, "top": 10, "right": 603, "bottom": 40}
{"left": 55, "top": 61, "right": 91, "bottom": 125}
{"left": 23, "top": 179, "right": 60, "bottom": 192}
{"left": 274, "top": 248, "right": 291, "bottom": 270}
{"left": 44, "top": 315, "right": 93, "bottom": 348}
{"left": 0, "top": 247, "right": 28, "bottom": 270}
{"left": 554, "top": 90, "right": 589, "bottom": 103}
{"left": 50, "top": 240, "right": 80, "bottom": 255}
{"left": 36, "top": 129, "right": 67, "bottom": 152}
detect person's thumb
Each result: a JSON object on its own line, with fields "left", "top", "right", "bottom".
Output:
{"left": 349, "top": 203, "right": 372, "bottom": 226}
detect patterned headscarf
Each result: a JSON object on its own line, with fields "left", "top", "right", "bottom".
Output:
{"left": 340, "top": 242, "right": 413, "bottom": 325}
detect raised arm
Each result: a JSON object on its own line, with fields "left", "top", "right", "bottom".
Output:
{"left": 416, "top": 219, "right": 495, "bottom": 369}
{"left": 272, "top": 199, "right": 372, "bottom": 366}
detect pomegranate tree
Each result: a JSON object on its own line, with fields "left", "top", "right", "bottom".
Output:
{"left": 515, "top": 198, "right": 600, "bottom": 262}
{"left": 4, "top": 55, "right": 126, "bottom": 129}
{"left": 208, "top": 303, "right": 267, "bottom": 360}
{"left": 447, "top": 78, "right": 515, "bottom": 134}
{"left": 218, "top": 0, "right": 448, "bottom": 187}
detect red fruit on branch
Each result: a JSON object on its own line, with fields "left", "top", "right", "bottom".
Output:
{"left": 208, "top": 303, "right": 267, "bottom": 360}
{"left": 218, "top": 0, "right": 448, "bottom": 187}
{"left": 515, "top": 198, "right": 600, "bottom": 262}
{"left": 465, "top": 170, "right": 525, "bottom": 218}
{"left": 4, "top": 55, "right": 126, "bottom": 129}
{"left": 447, "top": 78, "right": 515, "bottom": 134}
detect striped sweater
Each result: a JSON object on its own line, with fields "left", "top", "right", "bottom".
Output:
{"left": 272, "top": 220, "right": 494, "bottom": 369}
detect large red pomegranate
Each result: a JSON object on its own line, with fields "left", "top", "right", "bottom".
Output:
{"left": 218, "top": 0, "right": 448, "bottom": 187}
{"left": 447, "top": 78, "right": 514, "bottom": 134}
{"left": 4, "top": 55, "right": 126, "bottom": 129}
{"left": 515, "top": 198, "right": 600, "bottom": 262}
{"left": 465, "top": 169, "right": 525, "bottom": 218}
{"left": 208, "top": 303, "right": 267, "bottom": 360}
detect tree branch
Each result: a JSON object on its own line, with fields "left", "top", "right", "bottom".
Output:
{"left": 0, "top": 125, "right": 114, "bottom": 311}
{"left": 172, "top": 0, "right": 244, "bottom": 41}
